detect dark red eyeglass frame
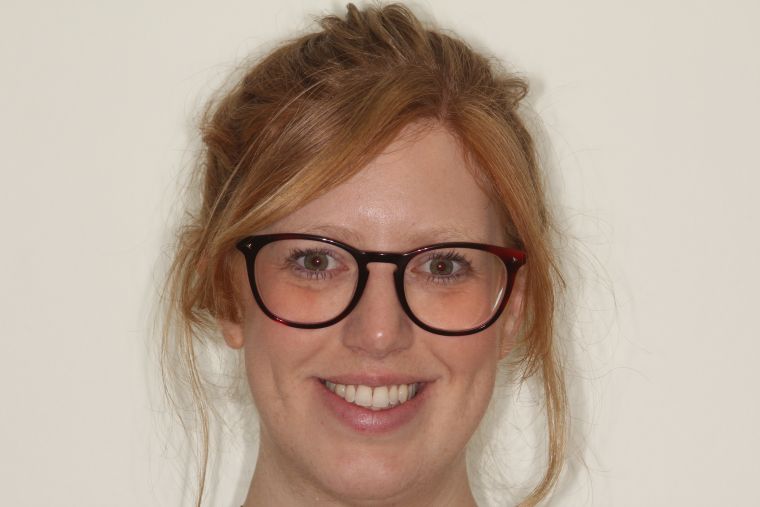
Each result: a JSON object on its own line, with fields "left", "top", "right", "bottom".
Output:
{"left": 236, "top": 233, "right": 526, "bottom": 336}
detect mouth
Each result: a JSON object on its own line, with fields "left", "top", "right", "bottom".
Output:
{"left": 319, "top": 379, "right": 425, "bottom": 411}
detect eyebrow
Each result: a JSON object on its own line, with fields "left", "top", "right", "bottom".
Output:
{"left": 299, "top": 223, "right": 495, "bottom": 247}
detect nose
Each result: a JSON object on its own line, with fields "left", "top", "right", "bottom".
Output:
{"left": 340, "top": 262, "right": 414, "bottom": 358}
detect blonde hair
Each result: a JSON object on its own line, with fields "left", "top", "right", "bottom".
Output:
{"left": 162, "top": 3, "right": 566, "bottom": 506}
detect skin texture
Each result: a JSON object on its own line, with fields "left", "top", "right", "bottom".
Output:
{"left": 220, "top": 124, "right": 526, "bottom": 507}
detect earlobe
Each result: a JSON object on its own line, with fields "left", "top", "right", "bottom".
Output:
{"left": 218, "top": 318, "right": 245, "bottom": 349}
{"left": 499, "top": 267, "right": 527, "bottom": 360}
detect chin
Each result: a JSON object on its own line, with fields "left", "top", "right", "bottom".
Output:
{"left": 310, "top": 449, "right": 424, "bottom": 503}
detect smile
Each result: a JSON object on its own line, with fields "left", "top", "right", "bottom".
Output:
{"left": 320, "top": 380, "right": 422, "bottom": 411}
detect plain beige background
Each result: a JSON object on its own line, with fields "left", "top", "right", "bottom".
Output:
{"left": 1, "top": 1, "right": 759, "bottom": 505}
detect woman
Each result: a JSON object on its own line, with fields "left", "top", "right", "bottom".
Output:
{"left": 163, "top": 3, "right": 566, "bottom": 506}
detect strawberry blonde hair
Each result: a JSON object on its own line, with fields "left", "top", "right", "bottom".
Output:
{"left": 162, "top": 3, "right": 566, "bottom": 505}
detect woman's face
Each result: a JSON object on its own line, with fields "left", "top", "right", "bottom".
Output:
{"left": 222, "top": 124, "right": 525, "bottom": 504}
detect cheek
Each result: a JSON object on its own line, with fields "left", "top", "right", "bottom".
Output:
{"left": 242, "top": 318, "right": 284, "bottom": 405}
{"left": 436, "top": 327, "right": 502, "bottom": 412}
{"left": 239, "top": 307, "right": 322, "bottom": 413}
{"left": 241, "top": 318, "right": 278, "bottom": 420}
{"left": 419, "top": 329, "right": 502, "bottom": 458}
{"left": 448, "top": 327, "right": 501, "bottom": 377}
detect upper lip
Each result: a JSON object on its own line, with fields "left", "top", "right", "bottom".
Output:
{"left": 318, "top": 373, "right": 433, "bottom": 387}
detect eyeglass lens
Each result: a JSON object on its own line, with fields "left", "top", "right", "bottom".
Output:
{"left": 253, "top": 238, "right": 508, "bottom": 332}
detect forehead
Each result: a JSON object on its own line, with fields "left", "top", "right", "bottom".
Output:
{"left": 263, "top": 124, "right": 505, "bottom": 249}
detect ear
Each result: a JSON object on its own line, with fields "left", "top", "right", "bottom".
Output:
{"left": 499, "top": 267, "right": 527, "bottom": 360}
{"left": 218, "top": 317, "right": 245, "bottom": 349}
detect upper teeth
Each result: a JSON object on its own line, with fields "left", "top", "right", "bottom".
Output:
{"left": 323, "top": 381, "right": 420, "bottom": 410}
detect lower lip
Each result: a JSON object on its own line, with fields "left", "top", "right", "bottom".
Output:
{"left": 316, "top": 379, "right": 429, "bottom": 434}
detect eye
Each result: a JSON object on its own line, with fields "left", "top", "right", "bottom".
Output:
{"left": 285, "top": 247, "right": 344, "bottom": 280}
{"left": 428, "top": 258, "right": 456, "bottom": 276}
{"left": 299, "top": 251, "right": 333, "bottom": 271}
{"left": 417, "top": 250, "right": 471, "bottom": 281}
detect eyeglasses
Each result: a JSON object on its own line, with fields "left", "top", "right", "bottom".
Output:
{"left": 235, "top": 233, "right": 526, "bottom": 336}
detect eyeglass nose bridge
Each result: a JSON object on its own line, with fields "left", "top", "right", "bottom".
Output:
{"left": 355, "top": 251, "right": 410, "bottom": 276}
{"left": 351, "top": 250, "right": 412, "bottom": 318}
{"left": 360, "top": 251, "right": 405, "bottom": 264}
